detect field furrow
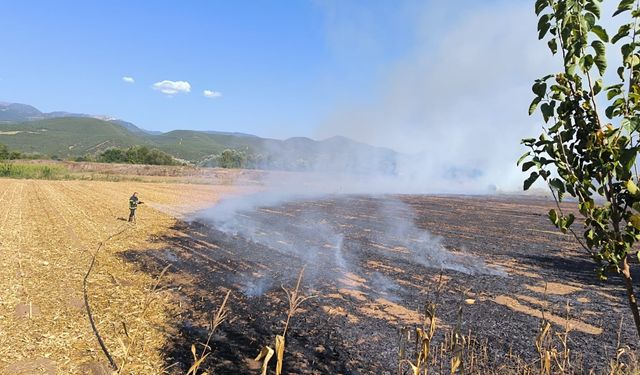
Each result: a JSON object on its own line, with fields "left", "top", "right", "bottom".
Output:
{"left": 0, "top": 178, "right": 238, "bottom": 374}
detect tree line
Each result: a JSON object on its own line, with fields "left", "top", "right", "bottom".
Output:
{"left": 97, "top": 146, "right": 179, "bottom": 165}
{"left": 0, "top": 144, "right": 28, "bottom": 160}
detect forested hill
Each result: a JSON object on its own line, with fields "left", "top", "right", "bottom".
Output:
{"left": 0, "top": 102, "right": 398, "bottom": 173}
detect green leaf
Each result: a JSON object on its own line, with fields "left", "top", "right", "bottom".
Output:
{"left": 591, "top": 25, "right": 609, "bottom": 42}
{"left": 524, "top": 172, "right": 539, "bottom": 191}
{"left": 593, "top": 78, "right": 603, "bottom": 95}
{"left": 583, "top": 12, "right": 596, "bottom": 29}
{"left": 621, "top": 148, "right": 637, "bottom": 172}
{"left": 606, "top": 105, "right": 615, "bottom": 119}
{"left": 522, "top": 161, "right": 536, "bottom": 172}
{"left": 535, "top": 0, "right": 548, "bottom": 15}
{"left": 547, "top": 38, "right": 558, "bottom": 54}
{"left": 549, "top": 208, "right": 559, "bottom": 225}
{"left": 540, "top": 102, "right": 554, "bottom": 122}
{"left": 538, "top": 14, "right": 552, "bottom": 39}
{"left": 622, "top": 117, "right": 640, "bottom": 134}
{"left": 612, "top": 24, "right": 632, "bottom": 44}
{"left": 622, "top": 43, "right": 634, "bottom": 61}
{"left": 529, "top": 97, "right": 542, "bottom": 115}
{"left": 580, "top": 54, "right": 594, "bottom": 72}
{"left": 607, "top": 84, "right": 623, "bottom": 99}
{"left": 549, "top": 178, "right": 565, "bottom": 193}
{"left": 585, "top": 1, "right": 601, "bottom": 18}
{"left": 521, "top": 138, "right": 536, "bottom": 146}
{"left": 630, "top": 215, "right": 640, "bottom": 230}
{"left": 622, "top": 117, "right": 631, "bottom": 130}
{"left": 618, "top": 65, "right": 626, "bottom": 80}
{"left": 517, "top": 151, "right": 530, "bottom": 166}
{"left": 532, "top": 82, "right": 547, "bottom": 97}
{"left": 584, "top": 13, "right": 596, "bottom": 31}
{"left": 614, "top": 0, "right": 635, "bottom": 17}
{"left": 566, "top": 213, "right": 575, "bottom": 227}
{"left": 627, "top": 179, "right": 640, "bottom": 197}
{"left": 592, "top": 40, "right": 607, "bottom": 75}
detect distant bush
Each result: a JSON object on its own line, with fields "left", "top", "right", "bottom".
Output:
{"left": 99, "top": 148, "right": 127, "bottom": 163}
{"left": 74, "top": 154, "right": 95, "bottom": 162}
{"left": 0, "top": 163, "right": 67, "bottom": 179}
{"left": 199, "top": 149, "right": 266, "bottom": 169}
{"left": 0, "top": 144, "right": 8, "bottom": 160}
{"left": 0, "top": 144, "right": 23, "bottom": 160}
{"left": 218, "top": 149, "right": 246, "bottom": 168}
{"left": 98, "top": 146, "right": 178, "bottom": 166}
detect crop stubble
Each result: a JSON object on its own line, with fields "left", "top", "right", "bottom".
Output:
{"left": 0, "top": 179, "right": 240, "bottom": 374}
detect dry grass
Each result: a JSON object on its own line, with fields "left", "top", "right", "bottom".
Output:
{"left": 0, "top": 178, "right": 249, "bottom": 374}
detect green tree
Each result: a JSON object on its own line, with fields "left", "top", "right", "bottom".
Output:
{"left": 98, "top": 146, "right": 177, "bottom": 165}
{"left": 0, "top": 144, "right": 9, "bottom": 160}
{"left": 98, "top": 148, "right": 128, "bottom": 163}
{"left": 520, "top": 0, "right": 640, "bottom": 337}
{"left": 218, "top": 149, "right": 247, "bottom": 168}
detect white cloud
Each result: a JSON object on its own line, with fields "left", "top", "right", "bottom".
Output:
{"left": 203, "top": 89, "right": 222, "bottom": 98}
{"left": 122, "top": 76, "right": 135, "bottom": 84}
{"left": 152, "top": 80, "right": 191, "bottom": 96}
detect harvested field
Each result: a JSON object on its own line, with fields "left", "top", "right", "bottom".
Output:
{"left": 1, "top": 179, "right": 638, "bottom": 374}
{"left": 0, "top": 178, "right": 253, "bottom": 374}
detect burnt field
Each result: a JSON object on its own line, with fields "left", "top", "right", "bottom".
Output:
{"left": 125, "top": 194, "right": 638, "bottom": 374}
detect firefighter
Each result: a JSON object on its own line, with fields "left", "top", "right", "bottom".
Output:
{"left": 128, "top": 192, "right": 144, "bottom": 223}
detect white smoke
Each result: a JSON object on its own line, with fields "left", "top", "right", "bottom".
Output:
{"left": 309, "top": 1, "right": 557, "bottom": 192}
{"left": 193, "top": 189, "right": 504, "bottom": 298}
{"left": 308, "top": 1, "right": 630, "bottom": 193}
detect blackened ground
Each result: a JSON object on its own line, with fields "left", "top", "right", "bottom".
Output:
{"left": 123, "top": 195, "right": 638, "bottom": 374}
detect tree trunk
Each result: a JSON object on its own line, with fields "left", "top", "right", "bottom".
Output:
{"left": 621, "top": 255, "right": 640, "bottom": 340}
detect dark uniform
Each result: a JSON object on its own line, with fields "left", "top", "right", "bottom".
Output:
{"left": 128, "top": 194, "right": 139, "bottom": 222}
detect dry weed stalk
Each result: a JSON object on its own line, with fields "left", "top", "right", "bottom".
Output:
{"left": 608, "top": 315, "right": 640, "bottom": 375}
{"left": 533, "top": 282, "right": 575, "bottom": 375}
{"left": 255, "top": 267, "right": 316, "bottom": 375}
{"left": 399, "top": 272, "right": 445, "bottom": 375}
{"left": 449, "top": 292, "right": 468, "bottom": 374}
{"left": 187, "top": 290, "right": 231, "bottom": 375}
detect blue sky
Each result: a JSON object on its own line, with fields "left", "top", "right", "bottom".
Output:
{"left": 1, "top": 1, "right": 428, "bottom": 139}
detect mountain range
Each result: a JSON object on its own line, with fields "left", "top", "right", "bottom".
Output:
{"left": 0, "top": 102, "right": 398, "bottom": 173}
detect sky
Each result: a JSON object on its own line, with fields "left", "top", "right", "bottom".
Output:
{"left": 0, "top": 1, "right": 627, "bottom": 190}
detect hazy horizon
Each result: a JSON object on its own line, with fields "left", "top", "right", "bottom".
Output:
{"left": 1, "top": 1, "right": 627, "bottom": 191}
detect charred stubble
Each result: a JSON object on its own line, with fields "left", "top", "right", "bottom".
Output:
{"left": 123, "top": 195, "right": 638, "bottom": 374}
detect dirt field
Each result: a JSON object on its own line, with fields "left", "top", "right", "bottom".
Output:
{"left": 0, "top": 178, "right": 252, "bottom": 374}
{"left": 1, "top": 177, "right": 638, "bottom": 374}
{"left": 125, "top": 194, "right": 638, "bottom": 374}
